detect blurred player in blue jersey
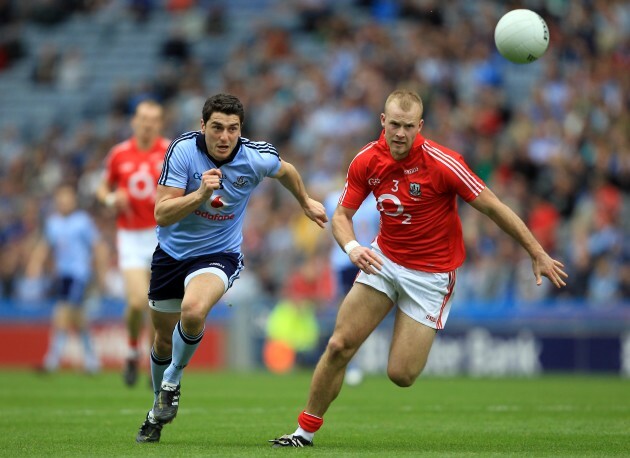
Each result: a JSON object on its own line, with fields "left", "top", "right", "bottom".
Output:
{"left": 324, "top": 185, "right": 380, "bottom": 386}
{"left": 135, "top": 93, "right": 328, "bottom": 443}
{"left": 26, "top": 184, "right": 108, "bottom": 374}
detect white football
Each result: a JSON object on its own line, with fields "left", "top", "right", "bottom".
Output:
{"left": 494, "top": 9, "right": 550, "bottom": 64}
{"left": 344, "top": 368, "right": 364, "bottom": 387}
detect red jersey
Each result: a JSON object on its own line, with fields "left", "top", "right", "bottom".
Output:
{"left": 104, "top": 137, "right": 170, "bottom": 230}
{"left": 339, "top": 132, "right": 485, "bottom": 272}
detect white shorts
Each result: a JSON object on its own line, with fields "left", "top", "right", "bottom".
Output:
{"left": 117, "top": 228, "right": 157, "bottom": 270}
{"left": 355, "top": 243, "right": 457, "bottom": 330}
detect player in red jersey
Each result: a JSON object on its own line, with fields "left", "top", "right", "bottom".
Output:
{"left": 96, "top": 99, "right": 170, "bottom": 387}
{"left": 270, "top": 90, "right": 568, "bottom": 447}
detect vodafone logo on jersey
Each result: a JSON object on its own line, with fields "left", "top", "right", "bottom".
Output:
{"left": 194, "top": 210, "right": 235, "bottom": 221}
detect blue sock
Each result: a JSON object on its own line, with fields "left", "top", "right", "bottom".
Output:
{"left": 150, "top": 347, "right": 171, "bottom": 401}
{"left": 80, "top": 330, "right": 99, "bottom": 372}
{"left": 44, "top": 330, "right": 67, "bottom": 370}
{"left": 162, "top": 321, "right": 203, "bottom": 386}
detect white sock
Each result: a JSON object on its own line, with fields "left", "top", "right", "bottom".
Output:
{"left": 294, "top": 427, "right": 314, "bottom": 442}
{"left": 161, "top": 381, "right": 179, "bottom": 390}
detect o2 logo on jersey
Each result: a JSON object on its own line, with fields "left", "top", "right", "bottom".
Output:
{"left": 377, "top": 193, "right": 412, "bottom": 224}
{"left": 127, "top": 163, "right": 155, "bottom": 199}
{"left": 377, "top": 194, "right": 403, "bottom": 216}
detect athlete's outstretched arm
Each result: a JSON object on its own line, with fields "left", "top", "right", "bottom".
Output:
{"left": 468, "top": 187, "right": 568, "bottom": 288}
{"left": 273, "top": 159, "right": 328, "bottom": 228}
{"left": 154, "top": 169, "right": 223, "bottom": 226}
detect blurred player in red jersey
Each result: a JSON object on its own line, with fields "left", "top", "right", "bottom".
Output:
{"left": 270, "top": 90, "right": 568, "bottom": 447}
{"left": 96, "top": 99, "right": 170, "bottom": 387}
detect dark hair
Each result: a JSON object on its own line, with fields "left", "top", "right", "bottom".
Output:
{"left": 202, "top": 93, "right": 245, "bottom": 124}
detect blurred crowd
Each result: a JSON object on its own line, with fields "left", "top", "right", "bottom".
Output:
{"left": 0, "top": 0, "right": 628, "bottom": 312}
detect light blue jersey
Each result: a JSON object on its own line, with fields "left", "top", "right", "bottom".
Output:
{"left": 157, "top": 131, "right": 282, "bottom": 259}
{"left": 45, "top": 210, "right": 99, "bottom": 282}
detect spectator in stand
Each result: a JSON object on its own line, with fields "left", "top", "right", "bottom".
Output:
{"left": 31, "top": 43, "right": 59, "bottom": 86}
{"left": 160, "top": 26, "right": 192, "bottom": 65}
{"left": 128, "top": 0, "right": 155, "bottom": 23}
{"left": 0, "top": 23, "right": 26, "bottom": 72}
{"left": 58, "top": 47, "right": 87, "bottom": 91}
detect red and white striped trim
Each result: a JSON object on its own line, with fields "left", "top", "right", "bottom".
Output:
{"left": 436, "top": 270, "right": 456, "bottom": 329}
{"left": 423, "top": 142, "right": 484, "bottom": 195}
{"left": 339, "top": 141, "right": 378, "bottom": 204}
{"left": 349, "top": 141, "right": 378, "bottom": 169}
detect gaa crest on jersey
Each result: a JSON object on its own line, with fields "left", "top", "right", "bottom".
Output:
{"left": 232, "top": 176, "right": 249, "bottom": 188}
{"left": 409, "top": 182, "right": 421, "bottom": 197}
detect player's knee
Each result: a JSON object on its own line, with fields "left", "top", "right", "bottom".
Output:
{"left": 180, "top": 303, "right": 206, "bottom": 331}
{"left": 387, "top": 366, "right": 421, "bottom": 387}
{"left": 153, "top": 331, "right": 172, "bottom": 354}
{"left": 326, "top": 335, "right": 356, "bottom": 362}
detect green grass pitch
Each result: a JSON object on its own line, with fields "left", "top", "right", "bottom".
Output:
{"left": 0, "top": 369, "right": 628, "bottom": 457}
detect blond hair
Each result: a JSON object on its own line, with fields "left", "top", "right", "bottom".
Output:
{"left": 384, "top": 90, "right": 423, "bottom": 117}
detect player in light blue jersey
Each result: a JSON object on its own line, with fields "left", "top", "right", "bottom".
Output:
{"left": 136, "top": 93, "right": 328, "bottom": 443}
{"left": 26, "top": 185, "right": 108, "bottom": 374}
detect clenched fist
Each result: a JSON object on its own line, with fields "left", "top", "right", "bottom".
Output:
{"left": 198, "top": 169, "right": 223, "bottom": 198}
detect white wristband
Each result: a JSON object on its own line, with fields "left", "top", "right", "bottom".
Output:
{"left": 343, "top": 240, "right": 361, "bottom": 255}
{"left": 104, "top": 193, "right": 116, "bottom": 208}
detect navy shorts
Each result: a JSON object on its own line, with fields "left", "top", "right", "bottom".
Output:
{"left": 54, "top": 276, "right": 89, "bottom": 306}
{"left": 148, "top": 245, "right": 243, "bottom": 310}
